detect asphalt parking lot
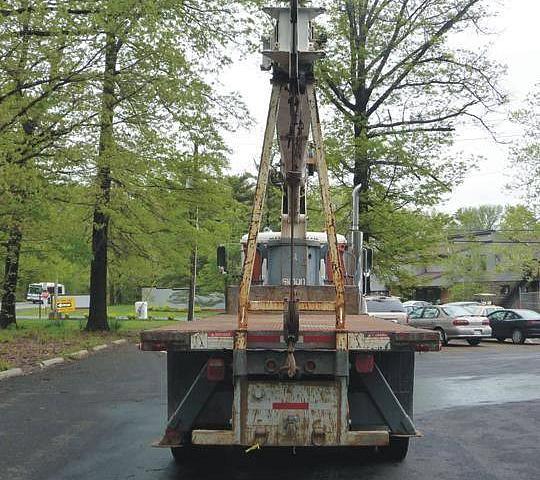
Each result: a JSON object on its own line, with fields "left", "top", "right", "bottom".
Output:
{"left": 1, "top": 339, "right": 539, "bottom": 480}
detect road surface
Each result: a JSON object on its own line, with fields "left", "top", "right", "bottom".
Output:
{"left": 1, "top": 340, "right": 539, "bottom": 480}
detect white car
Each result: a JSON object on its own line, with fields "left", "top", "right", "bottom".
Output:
{"left": 365, "top": 296, "right": 408, "bottom": 324}
{"left": 409, "top": 305, "right": 491, "bottom": 346}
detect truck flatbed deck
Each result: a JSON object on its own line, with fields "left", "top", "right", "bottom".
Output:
{"left": 140, "top": 313, "right": 440, "bottom": 352}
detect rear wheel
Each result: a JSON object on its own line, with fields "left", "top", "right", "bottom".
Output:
{"left": 496, "top": 337, "right": 506, "bottom": 343}
{"left": 467, "top": 338, "right": 482, "bottom": 346}
{"left": 379, "top": 436, "right": 409, "bottom": 462}
{"left": 436, "top": 328, "right": 448, "bottom": 346}
{"left": 171, "top": 447, "right": 196, "bottom": 465}
{"left": 511, "top": 329, "right": 526, "bottom": 345}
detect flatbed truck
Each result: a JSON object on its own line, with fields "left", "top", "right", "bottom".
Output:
{"left": 140, "top": 2, "right": 440, "bottom": 463}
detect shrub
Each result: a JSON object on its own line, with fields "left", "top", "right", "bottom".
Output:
{"left": 0, "top": 359, "right": 12, "bottom": 372}
{"left": 109, "top": 318, "right": 123, "bottom": 332}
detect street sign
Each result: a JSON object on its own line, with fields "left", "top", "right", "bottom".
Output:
{"left": 56, "top": 296, "right": 76, "bottom": 313}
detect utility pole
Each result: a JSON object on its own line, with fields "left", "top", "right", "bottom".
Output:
{"left": 187, "top": 207, "right": 199, "bottom": 322}
{"left": 187, "top": 143, "right": 199, "bottom": 322}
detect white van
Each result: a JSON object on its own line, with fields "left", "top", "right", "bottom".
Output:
{"left": 26, "top": 283, "right": 65, "bottom": 303}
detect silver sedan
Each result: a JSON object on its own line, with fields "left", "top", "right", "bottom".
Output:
{"left": 409, "top": 305, "right": 492, "bottom": 346}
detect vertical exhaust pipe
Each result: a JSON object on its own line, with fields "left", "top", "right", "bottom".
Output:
{"left": 352, "top": 184, "right": 366, "bottom": 313}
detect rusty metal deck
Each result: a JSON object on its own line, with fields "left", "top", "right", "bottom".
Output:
{"left": 143, "top": 313, "right": 420, "bottom": 334}
{"left": 140, "top": 314, "right": 440, "bottom": 351}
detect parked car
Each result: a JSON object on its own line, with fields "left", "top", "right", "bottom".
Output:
{"left": 487, "top": 309, "right": 540, "bottom": 344}
{"left": 443, "top": 301, "right": 481, "bottom": 312}
{"left": 402, "top": 300, "right": 431, "bottom": 308}
{"left": 365, "top": 296, "right": 408, "bottom": 324}
{"left": 468, "top": 305, "right": 503, "bottom": 317}
{"left": 403, "top": 301, "right": 431, "bottom": 316}
{"left": 404, "top": 304, "right": 421, "bottom": 315}
{"left": 409, "top": 304, "right": 491, "bottom": 346}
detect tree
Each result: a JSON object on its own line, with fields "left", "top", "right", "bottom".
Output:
{"left": 509, "top": 86, "right": 540, "bottom": 213}
{"left": 74, "top": 1, "right": 254, "bottom": 330}
{"left": 453, "top": 205, "right": 503, "bottom": 231}
{"left": 317, "top": 0, "right": 506, "bottom": 279}
{"left": 0, "top": 2, "right": 98, "bottom": 328}
{"left": 496, "top": 205, "right": 539, "bottom": 282}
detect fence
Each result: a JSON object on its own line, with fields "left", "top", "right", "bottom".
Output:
{"left": 141, "top": 287, "right": 225, "bottom": 310}
{"left": 518, "top": 290, "right": 540, "bottom": 311}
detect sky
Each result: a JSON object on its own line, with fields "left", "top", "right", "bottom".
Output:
{"left": 220, "top": 0, "right": 540, "bottom": 215}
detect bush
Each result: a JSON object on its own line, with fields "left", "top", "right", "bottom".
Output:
{"left": 109, "top": 318, "right": 123, "bottom": 332}
{"left": 148, "top": 305, "right": 187, "bottom": 313}
{"left": 0, "top": 359, "right": 12, "bottom": 372}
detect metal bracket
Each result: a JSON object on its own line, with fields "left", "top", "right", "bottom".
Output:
{"left": 306, "top": 84, "right": 346, "bottom": 330}
{"left": 360, "top": 364, "right": 416, "bottom": 435}
{"left": 236, "top": 84, "right": 282, "bottom": 333}
{"left": 164, "top": 363, "right": 217, "bottom": 438}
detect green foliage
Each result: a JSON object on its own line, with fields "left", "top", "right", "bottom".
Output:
{"left": 447, "top": 282, "right": 484, "bottom": 302}
{"left": 453, "top": 205, "right": 503, "bottom": 231}
{"left": 495, "top": 205, "right": 540, "bottom": 281}
{"left": 311, "top": 0, "right": 506, "bottom": 283}
{"left": 0, "top": 0, "right": 260, "bottom": 325}
{"left": 0, "top": 359, "right": 12, "bottom": 372}
{"left": 509, "top": 86, "right": 540, "bottom": 213}
{"left": 442, "top": 205, "right": 539, "bottom": 291}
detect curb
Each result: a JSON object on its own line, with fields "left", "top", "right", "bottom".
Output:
{"left": 40, "top": 357, "right": 64, "bottom": 368}
{"left": 69, "top": 349, "right": 89, "bottom": 359}
{"left": 1, "top": 338, "right": 132, "bottom": 381}
{"left": 0, "top": 368, "right": 24, "bottom": 380}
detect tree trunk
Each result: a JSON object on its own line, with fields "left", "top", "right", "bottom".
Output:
{"left": 0, "top": 225, "right": 22, "bottom": 329}
{"left": 348, "top": 2, "right": 371, "bottom": 293}
{"left": 86, "top": 32, "right": 121, "bottom": 331}
{"left": 187, "top": 245, "right": 197, "bottom": 322}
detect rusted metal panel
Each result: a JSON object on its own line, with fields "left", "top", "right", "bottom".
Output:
{"left": 306, "top": 84, "right": 346, "bottom": 330}
{"left": 237, "top": 83, "right": 282, "bottom": 333}
{"left": 349, "top": 332, "right": 392, "bottom": 351}
{"left": 242, "top": 381, "right": 340, "bottom": 446}
{"left": 228, "top": 285, "right": 361, "bottom": 315}
{"left": 249, "top": 300, "right": 335, "bottom": 312}
{"left": 344, "top": 431, "right": 389, "bottom": 446}
{"left": 140, "top": 313, "right": 441, "bottom": 351}
{"left": 191, "top": 430, "right": 235, "bottom": 445}
{"left": 190, "top": 331, "right": 234, "bottom": 350}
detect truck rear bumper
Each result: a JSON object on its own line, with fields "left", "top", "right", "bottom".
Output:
{"left": 191, "top": 429, "right": 391, "bottom": 447}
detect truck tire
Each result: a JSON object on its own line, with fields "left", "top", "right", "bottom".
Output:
{"left": 466, "top": 338, "right": 481, "bottom": 346}
{"left": 511, "top": 329, "right": 526, "bottom": 345}
{"left": 379, "top": 437, "right": 409, "bottom": 462}
{"left": 171, "top": 447, "right": 195, "bottom": 464}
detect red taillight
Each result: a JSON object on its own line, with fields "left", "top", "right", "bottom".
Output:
{"left": 265, "top": 358, "right": 278, "bottom": 373}
{"left": 206, "top": 358, "right": 225, "bottom": 381}
{"left": 453, "top": 318, "right": 470, "bottom": 326}
{"left": 304, "top": 360, "right": 317, "bottom": 373}
{"left": 527, "top": 320, "right": 540, "bottom": 326}
{"left": 355, "top": 354, "right": 374, "bottom": 373}
{"left": 482, "top": 319, "right": 490, "bottom": 325}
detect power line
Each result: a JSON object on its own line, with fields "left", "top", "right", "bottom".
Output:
{"left": 452, "top": 240, "right": 540, "bottom": 244}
